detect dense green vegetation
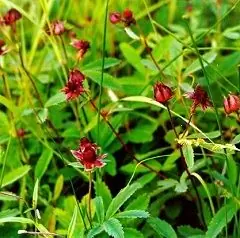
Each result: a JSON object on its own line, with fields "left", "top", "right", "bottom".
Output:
{"left": 0, "top": 0, "right": 240, "bottom": 237}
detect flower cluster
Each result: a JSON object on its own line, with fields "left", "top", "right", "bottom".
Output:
{"left": 109, "top": 9, "right": 136, "bottom": 27}
{"left": 0, "top": 8, "right": 22, "bottom": 26}
{"left": 71, "top": 39, "right": 90, "bottom": 60}
{"left": 62, "top": 69, "right": 85, "bottom": 100}
{"left": 71, "top": 137, "right": 107, "bottom": 171}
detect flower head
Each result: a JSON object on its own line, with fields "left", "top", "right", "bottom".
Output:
{"left": 223, "top": 94, "right": 240, "bottom": 115}
{"left": 186, "top": 85, "right": 212, "bottom": 113}
{"left": 109, "top": 12, "right": 122, "bottom": 24}
{"left": 71, "top": 39, "right": 90, "bottom": 60}
{"left": 17, "top": 128, "right": 25, "bottom": 138}
{"left": 122, "top": 9, "right": 136, "bottom": 26}
{"left": 153, "top": 82, "right": 173, "bottom": 104}
{"left": 46, "top": 20, "right": 65, "bottom": 35}
{"left": 71, "top": 137, "right": 107, "bottom": 171}
{"left": 62, "top": 69, "right": 85, "bottom": 100}
{"left": 3, "top": 8, "right": 22, "bottom": 25}
{"left": 0, "top": 40, "right": 6, "bottom": 56}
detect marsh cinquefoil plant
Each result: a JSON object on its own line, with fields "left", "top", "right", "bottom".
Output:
{"left": 1, "top": 1, "right": 240, "bottom": 238}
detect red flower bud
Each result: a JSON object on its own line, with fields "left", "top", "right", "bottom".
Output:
{"left": 71, "top": 137, "right": 107, "bottom": 171}
{"left": 17, "top": 128, "right": 25, "bottom": 138}
{"left": 122, "top": 9, "right": 136, "bottom": 26}
{"left": 3, "top": 8, "right": 22, "bottom": 25}
{"left": 61, "top": 69, "right": 85, "bottom": 100}
{"left": 109, "top": 12, "right": 122, "bottom": 24}
{"left": 46, "top": 20, "right": 65, "bottom": 35}
{"left": 0, "top": 40, "right": 6, "bottom": 56}
{"left": 154, "top": 82, "right": 173, "bottom": 104}
{"left": 223, "top": 94, "right": 240, "bottom": 115}
{"left": 71, "top": 39, "right": 90, "bottom": 60}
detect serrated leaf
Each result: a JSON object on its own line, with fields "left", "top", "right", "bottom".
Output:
{"left": 37, "top": 108, "right": 48, "bottom": 124}
{"left": 1, "top": 165, "right": 31, "bottom": 188}
{"left": 178, "top": 225, "right": 204, "bottom": 237}
{"left": 205, "top": 200, "right": 238, "bottom": 238}
{"left": 34, "top": 148, "right": 53, "bottom": 180}
{"left": 103, "top": 218, "right": 124, "bottom": 238}
{"left": 87, "top": 226, "right": 104, "bottom": 238}
{"left": 106, "top": 183, "right": 141, "bottom": 219}
{"left": 182, "top": 144, "right": 194, "bottom": 169}
{"left": 95, "top": 180, "right": 112, "bottom": 210}
{"left": 124, "top": 228, "right": 144, "bottom": 238}
{"left": 126, "top": 193, "right": 150, "bottom": 211}
{"left": 95, "top": 197, "right": 105, "bottom": 224}
{"left": 67, "top": 205, "right": 78, "bottom": 238}
{"left": 148, "top": 217, "right": 177, "bottom": 238}
{"left": 45, "top": 92, "right": 66, "bottom": 107}
{"left": 115, "top": 210, "right": 149, "bottom": 219}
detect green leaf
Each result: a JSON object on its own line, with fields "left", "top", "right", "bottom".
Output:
{"left": 0, "top": 209, "right": 20, "bottom": 219}
{"left": 106, "top": 183, "right": 141, "bottom": 219}
{"left": 103, "top": 218, "right": 124, "bottom": 238}
{"left": 45, "top": 92, "right": 66, "bottom": 107}
{"left": 124, "top": 27, "right": 140, "bottom": 40}
{"left": 231, "top": 134, "right": 240, "bottom": 145}
{"left": 53, "top": 175, "right": 64, "bottom": 202}
{"left": 120, "top": 42, "right": 146, "bottom": 75}
{"left": 67, "top": 205, "right": 78, "bottom": 238}
{"left": 178, "top": 225, "right": 204, "bottom": 237}
{"left": 82, "top": 57, "right": 121, "bottom": 71}
{"left": 95, "top": 196, "right": 105, "bottom": 224}
{"left": 124, "top": 228, "right": 144, "bottom": 238}
{"left": 34, "top": 148, "right": 53, "bottom": 180}
{"left": 148, "top": 217, "right": 177, "bottom": 238}
{"left": 32, "top": 179, "right": 39, "bottom": 209}
{"left": 87, "top": 226, "right": 104, "bottom": 238}
{"left": 95, "top": 180, "right": 112, "bottom": 210}
{"left": 205, "top": 200, "right": 239, "bottom": 238}
{"left": 0, "top": 217, "right": 34, "bottom": 224}
{"left": 1, "top": 165, "right": 31, "bottom": 188}
{"left": 83, "top": 70, "right": 122, "bottom": 91}
{"left": 126, "top": 193, "right": 150, "bottom": 211}
{"left": 115, "top": 210, "right": 149, "bottom": 219}
{"left": 182, "top": 144, "right": 194, "bottom": 169}
{"left": 37, "top": 108, "right": 48, "bottom": 124}
{"left": 184, "top": 51, "right": 217, "bottom": 76}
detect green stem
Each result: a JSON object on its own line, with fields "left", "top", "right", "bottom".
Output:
{"left": 88, "top": 171, "right": 93, "bottom": 228}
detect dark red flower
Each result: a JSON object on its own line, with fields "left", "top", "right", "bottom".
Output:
{"left": 17, "top": 128, "right": 25, "bottom": 138}
{"left": 71, "top": 137, "right": 107, "bottom": 171}
{"left": 71, "top": 39, "right": 90, "bottom": 60}
{"left": 122, "top": 9, "right": 136, "bottom": 26}
{"left": 154, "top": 82, "right": 173, "bottom": 104}
{"left": 46, "top": 20, "right": 65, "bottom": 35}
{"left": 3, "top": 8, "right": 22, "bottom": 25}
{"left": 62, "top": 69, "right": 85, "bottom": 100}
{"left": 109, "top": 12, "right": 122, "bottom": 24}
{"left": 223, "top": 94, "right": 240, "bottom": 115}
{"left": 0, "top": 40, "right": 6, "bottom": 56}
{"left": 186, "top": 85, "right": 212, "bottom": 113}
